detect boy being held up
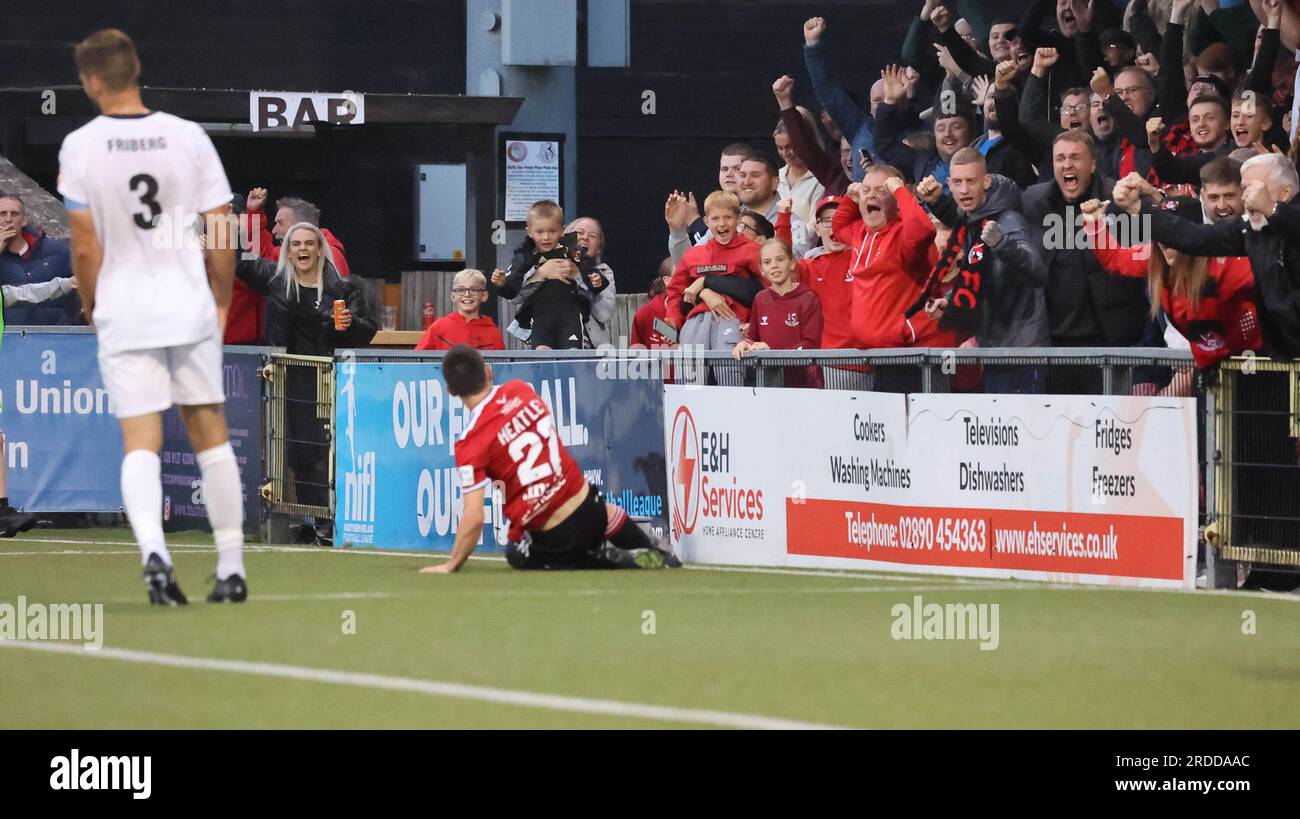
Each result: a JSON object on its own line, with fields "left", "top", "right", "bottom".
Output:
{"left": 496, "top": 200, "right": 608, "bottom": 350}
{"left": 415, "top": 269, "right": 505, "bottom": 351}
{"left": 665, "top": 191, "right": 763, "bottom": 350}
{"left": 733, "top": 239, "right": 824, "bottom": 388}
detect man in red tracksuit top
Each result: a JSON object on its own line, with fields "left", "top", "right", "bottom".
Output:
{"left": 777, "top": 195, "right": 852, "bottom": 348}
{"left": 665, "top": 191, "right": 762, "bottom": 349}
{"left": 832, "top": 166, "right": 961, "bottom": 349}
{"left": 734, "top": 238, "right": 824, "bottom": 388}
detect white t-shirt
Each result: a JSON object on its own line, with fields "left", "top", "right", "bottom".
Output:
{"left": 58, "top": 111, "right": 233, "bottom": 354}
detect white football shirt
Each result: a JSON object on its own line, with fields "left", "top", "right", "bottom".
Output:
{"left": 58, "top": 111, "right": 233, "bottom": 354}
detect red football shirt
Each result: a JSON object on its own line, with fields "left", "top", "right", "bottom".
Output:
{"left": 454, "top": 380, "right": 586, "bottom": 541}
{"left": 416, "top": 312, "right": 505, "bottom": 351}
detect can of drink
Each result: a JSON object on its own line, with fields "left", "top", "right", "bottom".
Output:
{"left": 332, "top": 300, "right": 346, "bottom": 331}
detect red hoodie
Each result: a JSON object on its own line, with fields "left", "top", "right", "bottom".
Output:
{"left": 1089, "top": 221, "right": 1261, "bottom": 367}
{"left": 224, "top": 278, "right": 265, "bottom": 345}
{"left": 776, "top": 211, "right": 854, "bottom": 349}
{"left": 833, "top": 187, "right": 961, "bottom": 349}
{"left": 665, "top": 234, "right": 762, "bottom": 329}
{"left": 415, "top": 312, "right": 505, "bottom": 351}
{"left": 746, "top": 281, "right": 824, "bottom": 388}
{"left": 631, "top": 293, "right": 672, "bottom": 347}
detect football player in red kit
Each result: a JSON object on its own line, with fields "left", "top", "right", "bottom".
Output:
{"left": 420, "top": 346, "right": 680, "bottom": 573}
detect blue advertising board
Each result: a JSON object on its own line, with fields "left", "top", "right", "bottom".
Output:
{"left": 334, "top": 358, "right": 667, "bottom": 552}
{"left": 1, "top": 330, "right": 267, "bottom": 523}
{"left": 159, "top": 348, "right": 269, "bottom": 535}
{"left": 1, "top": 330, "right": 122, "bottom": 511}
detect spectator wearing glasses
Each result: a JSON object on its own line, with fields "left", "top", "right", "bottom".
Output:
{"left": 415, "top": 269, "right": 504, "bottom": 351}
{"left": 737, "top": 212, "right": 776, "bottom": 243}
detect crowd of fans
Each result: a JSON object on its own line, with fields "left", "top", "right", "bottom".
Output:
{"left": 8, "top": 1, "right": 1300, "bottom": 394}
{"left": 642, "top": 0, "right": 1300, "bottom": 394}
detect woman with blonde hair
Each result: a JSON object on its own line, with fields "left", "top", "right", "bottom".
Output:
{"left": 236, "top": 221, "right": 376, "bottom": 545}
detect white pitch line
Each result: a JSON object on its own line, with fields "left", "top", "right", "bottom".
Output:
{"left": 98, "top": 591, "right": 397, "bottom": 604}
{"left": 0, "top": 541, "right": 508, "bottom": 563}
{"left": 6, "top": 537, "right": 1299, "bottom": 604}
{"left": 683, "top": 564, "right": 985, "bottom": 584}
{"left": 0, "top": 641, "right": 848, "bottom": 731}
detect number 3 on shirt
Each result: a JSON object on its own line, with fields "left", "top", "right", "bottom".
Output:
{"left": 507, "top": 415, "right": 563, "bottom": 485}
{"left": 130, "top": 173, "right": 161, "bottom": 230}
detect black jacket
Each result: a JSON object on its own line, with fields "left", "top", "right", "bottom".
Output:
{"left": 1022, "top": 175, "right": 1149, "bottom": 345}
{"left": 498, "top": 231, "right": 608, "bottom": 327}
{"left": 974, "top": 132, "right": 1037, "bottom": 190}
{"left": 1141, "top": 198, "right": 1300, "bottom": 358}
{"left": 234, "top": 257, "right": 377, "bottom": 354}
{"left": 928, "top": 175, "right": 1051, "bottom": 347}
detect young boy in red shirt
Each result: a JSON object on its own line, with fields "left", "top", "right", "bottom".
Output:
{"left": 415, "top": 269, "right": 506, "bottom": 351}
{"left": 732, "top": 239, "right": 824, "bottom": 388}
{"left": 665, "top": 191, "right": 763, "bottom": 350}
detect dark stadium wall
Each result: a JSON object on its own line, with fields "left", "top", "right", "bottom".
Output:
{"left": 1, "top": 0, "right": 1033, "bottom": 289}
{"left": 576, "top": 0, "right": 1026, "bottom": 292}
{"left": 1, "top": 0, "right": 467, "bottom": 283}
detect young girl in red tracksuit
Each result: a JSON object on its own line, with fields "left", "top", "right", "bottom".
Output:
{"left": 831, "top": 172, "right": 962, "bottom": 349}
{"left": 1087, "top": 218, "right": 1261, "bottom": 367}
{"left": 733, "top": 239, "right": 824, "bottom": 388}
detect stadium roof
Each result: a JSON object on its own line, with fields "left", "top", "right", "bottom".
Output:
{"left": 0, "top": 86, "right": 523, "bottom": 126}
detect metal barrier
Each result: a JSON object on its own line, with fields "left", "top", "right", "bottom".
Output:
{"left": 1207, "top": 358, "right": 1300, "bottom": 581}
{"left": 261, "top": 354, "right": 335, "bottom": 522}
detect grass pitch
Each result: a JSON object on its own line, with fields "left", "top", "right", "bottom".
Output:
{"left": 2, "top": 528, "right": 1298, "bottom": 729}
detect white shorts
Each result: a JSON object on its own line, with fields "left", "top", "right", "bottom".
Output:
{"left": 97, "top": 335, "right": 225, "bottom": 419}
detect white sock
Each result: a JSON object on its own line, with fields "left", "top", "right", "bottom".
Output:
{"left": 121, "top": 450, "right": 169, "bottom": 566}
{"left": 197, "top": 442, "right": 245, "bottom": 580}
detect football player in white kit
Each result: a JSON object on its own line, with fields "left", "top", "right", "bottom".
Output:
{"left": 60, "top": 29, "right": 247, "bottom": 604}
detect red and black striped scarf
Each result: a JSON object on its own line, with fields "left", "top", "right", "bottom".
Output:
{"left": 907, "top": 220, "right": 993, "bottom": 336}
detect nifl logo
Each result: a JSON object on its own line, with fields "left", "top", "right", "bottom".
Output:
{"left": 344, "top": 451, "right": 376, "bottom": 523}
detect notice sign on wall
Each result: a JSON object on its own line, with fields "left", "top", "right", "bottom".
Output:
{"left": 504, "top": 138, "right": 561, "bottom": 222}
{"left": 249, "top": 91, "right": 365, "bottom": 132}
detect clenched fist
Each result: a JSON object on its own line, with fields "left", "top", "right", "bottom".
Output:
{"left": 980, "top": 220, "right": 1005, "bottom": 248}
{"left": 1090, "top": 66, "right": 1113, "bottom": 97}
{"left": 804, "top": 17, "right": 826, "bottom": 46}
{"left": 916, "top": 175, "right": 943, "bottom": 204}
{"left": 1145, "top": 117, "right": 1165, "bottom": 153}
{"left": 1032, "top": 48, "right": 1059, "bottom": 78}
{"left": 995, "top": 59, "right": 1018, "bottom": 90}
